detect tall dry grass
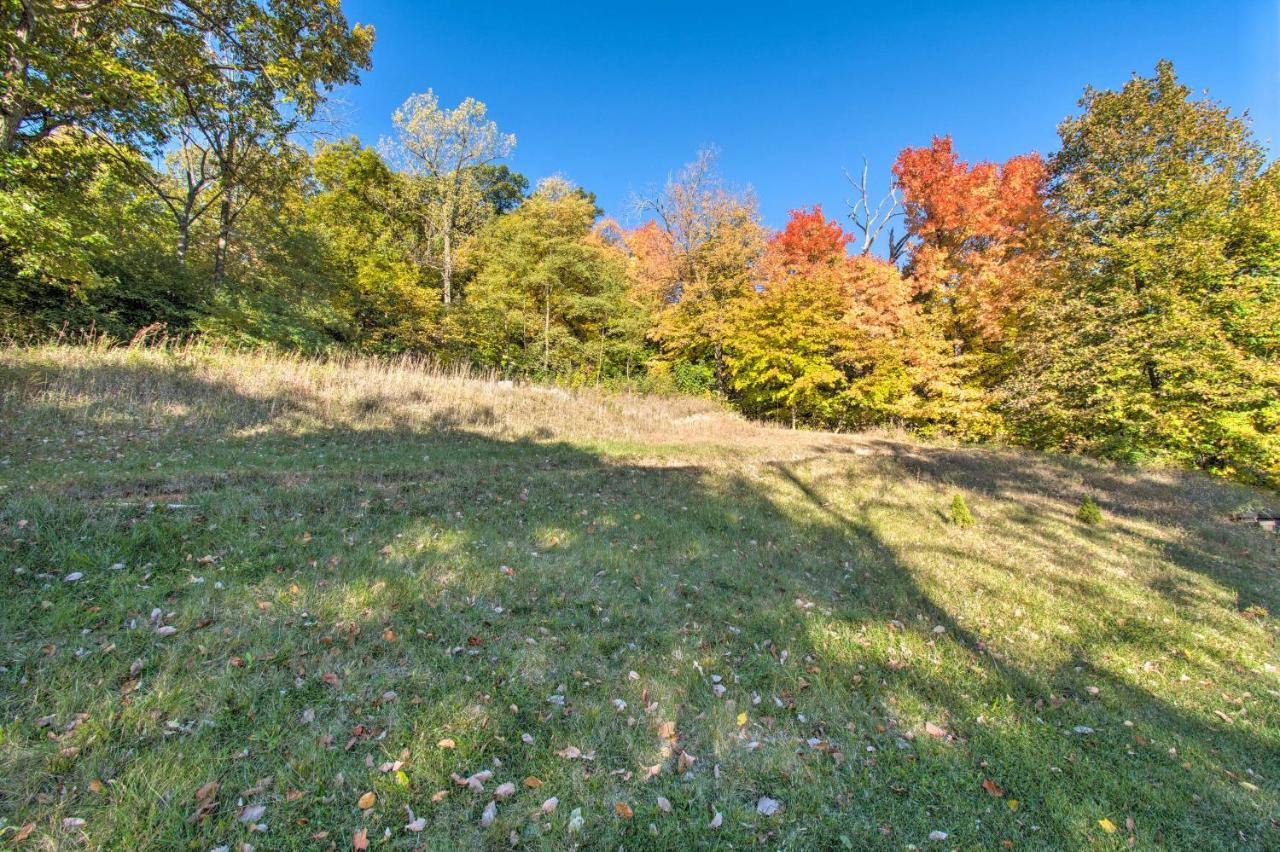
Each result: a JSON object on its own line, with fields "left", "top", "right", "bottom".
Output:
{"left": 0, "top": 339, "right": 820, "bottom": 456}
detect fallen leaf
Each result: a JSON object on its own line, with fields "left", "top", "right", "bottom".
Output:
{"left": 656, "top": 795, "right": 672, "bottom": 813}
{"left": 494, "top": 782, "right": 516, "bottom": 799}
{"left": 1099, "top": 818, "right": 1118, "bottom": 834}
{"left": 437, "top": 738, "right": 456, "bottom": 749}
{"left": 13, "top": 823, "right": 34, "bottom": 842}
{"left": 925, "top": 721, "right": 948, "bottom": 738}
{"left": 357, "top": 791, "right": 376, "bottom": 810}
{"left": 929, "top": 830, "right": 949, "bottom": 841}
{"left": 353, "top": 826, "right": 369, "bottom": 850}
{"left": 756, "top": 796, "right": 781, "bottom": 816}
{"left": 322, "top": 672, "right": 341, "bottom": 687}
{"left": 677, "top": 750, "right": 695, "bottom": 773}
{"left": 615, "top": 801, "right": 633, "bottom": 819}
{"left": 523, "top": 776, "right": 543, "bottom": 788}
{"left": 709, "top": 809, "right": 723, "bottom": 828}
{"left": 431, "top": 790, "right": 448, "bottom": 803}
{"left": 480, "top": 800, "right": 497, "bottom": 827}
{"left": 981, "top": 779, "right": 1004, "bottom": 797}
{"left": 736, "top": 712, "right": 747, "bottom": 727}
{"left": 557, "top": 746, "right": 582, "bottom": 759}
{"left": 541, "top": 796, "right": 558, "bottom": 814}
{"left": 239, "top": 804, "right": 266, "bottom": 823}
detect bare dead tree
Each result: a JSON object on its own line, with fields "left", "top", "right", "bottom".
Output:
{"left": 845, "top": 158, "right": 909, "bottom": 263}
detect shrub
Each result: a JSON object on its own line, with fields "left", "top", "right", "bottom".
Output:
{"left": 949, "top": 493, "right": 975, "bottom": 528}
{"left": 1077, "top": 496, "right": 1103, "bottom": 525}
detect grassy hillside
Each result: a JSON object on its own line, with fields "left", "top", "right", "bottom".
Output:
{"left": 0, "top": 344, "right": 1276, "bottom": 850}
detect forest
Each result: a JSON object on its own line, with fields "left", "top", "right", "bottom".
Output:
{"left": 2, "top": 2, "right": 1277, "bottom": 485}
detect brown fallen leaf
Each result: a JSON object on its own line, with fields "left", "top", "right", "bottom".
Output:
{"left": 981, "top": 778, "right": 1004, "bottom": 797}
{"left": 322, "top": 672, "right": 341, "bottom": 687}
{"left": 615, "top": 801, "right": 633, "bottom": 819}
{"left": 677, "top": 750, "right": 696, "bottom": 773}
{"left": 353, "top": 826, "right": 369, "bottom": 850}
{"left": 431, "top": 790, "right": 448, "bottom": 803}
{"left": 437, "top": 738, "right": 456, "bottom": 749}
{"left": 924, "top": 721, "right": 948, "bottom": 738}
{"left": 13, "top": 823, "right": 34, "bottom": 842}
{"left": 523, "top": 776, "right": 543, "bottom": 788}
{"left": 357, "top": 791, "right": 376, "bottom": 809}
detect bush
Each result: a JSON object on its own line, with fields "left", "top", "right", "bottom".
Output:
{"left": 949, "top": 493, "right": 975, "bottom": 528}
{"left": 671, "top": 359, "right": 716, "bottom": 396}
{"left": 1077, "top": 496, "right": 1103, "bottom": 525}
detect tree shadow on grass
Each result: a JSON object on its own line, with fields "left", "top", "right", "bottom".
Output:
{"left": 0, "top": 365, "right": 1276, "bottom": 849}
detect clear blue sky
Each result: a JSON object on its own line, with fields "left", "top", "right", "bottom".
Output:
{"left": 331, "top": 0, "right": 1279, "bottom": 229}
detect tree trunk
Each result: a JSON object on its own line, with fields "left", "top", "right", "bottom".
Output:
{"left": 441, "top": 227, "right": 453, "bottom": 304}
{"left": 176, "top": 218, "right": 189, "bottom": 268}
{"left": 212, "top": 193, "right": 231, "bottom": 287}
{"left": 1, "top": 2, "right": 36, "bottom": 154}
{"left": 543, "top": 283, "right": 551, "bottom": 373}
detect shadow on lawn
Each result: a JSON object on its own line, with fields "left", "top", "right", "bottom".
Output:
{"left": 1, "top": 361, "right": 1277, "bottom": 849}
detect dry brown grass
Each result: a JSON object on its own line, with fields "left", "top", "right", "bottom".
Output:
{"left": 0, "top": 340, "right": 894, "bottom": 463}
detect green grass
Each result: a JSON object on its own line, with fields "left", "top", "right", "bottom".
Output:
{"left": 0, "top": 344, "right": 1277, "bottom": 849}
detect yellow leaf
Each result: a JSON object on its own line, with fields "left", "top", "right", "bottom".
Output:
{"left": 1008, "top": 799, "right": 1019, "bottom": 811}
{"left": 357, "top": 791, "right": 376, "bottom": 809}
{"left": 1098, "top": 818, "right": 1117, "bottom": 834}
{"left": 394, "top": 770, "right": 409, "bottom": 788}
{"left": 736, "top": 712, "right": 747, "bottom": 727}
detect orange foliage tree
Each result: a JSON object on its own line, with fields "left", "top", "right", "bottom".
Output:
{"left": 892, "top": 135, "right": 1049, "bottom": 357}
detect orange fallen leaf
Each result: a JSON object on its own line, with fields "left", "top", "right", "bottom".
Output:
{"left": 353, "top": 826, "right": 369, "bottom": 849}
{"left": 437, "top": 738, "right": 456, "bottom": 749}
{"left": 322, "top": 672, "right": 340, "bottom": 687}
{"left": 615, "top": 801, "right": 633, "bottom": 819}
{"left": 925, "top": 721, "right": 948, "bottom": 738}
{"left": 357, "top": 791, "right": 376, "bottom": 809}
{"left": 981, "top": 778, "right": 1004, "bottom": 797}
{"left": 523, "top": 776, "right": 543, "bottom": 788}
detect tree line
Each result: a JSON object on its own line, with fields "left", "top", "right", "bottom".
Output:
{"left": 0, "top": 5, "right": 1275, "bottom": 484}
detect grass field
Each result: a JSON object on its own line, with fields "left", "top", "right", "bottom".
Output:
{"left": 0, "top": 343, "right": 1277, "bottom": 850}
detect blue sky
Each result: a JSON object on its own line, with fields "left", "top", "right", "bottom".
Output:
{"left": 331, "top": 1, "right": 1279, "bottom": 230}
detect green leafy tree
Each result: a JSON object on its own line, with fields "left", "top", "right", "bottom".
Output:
{"left": 1005, "top": 61, "right": 1280, "bottom": 483}
{"left": 455, "top": 177, "right": 638, "bottom": 378}
{"left": 307, "top": 138, "right": 438, "bottom": 352}
{"left": 382, "top": 91, "right": 516, "bottom": 305}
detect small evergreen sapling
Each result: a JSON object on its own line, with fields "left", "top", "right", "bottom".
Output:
{"left": 950, "top": 493, "right": 975, "bottom": 528}
{"left": 1077, "top": 496, "right": 1103, "bottom": 525}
